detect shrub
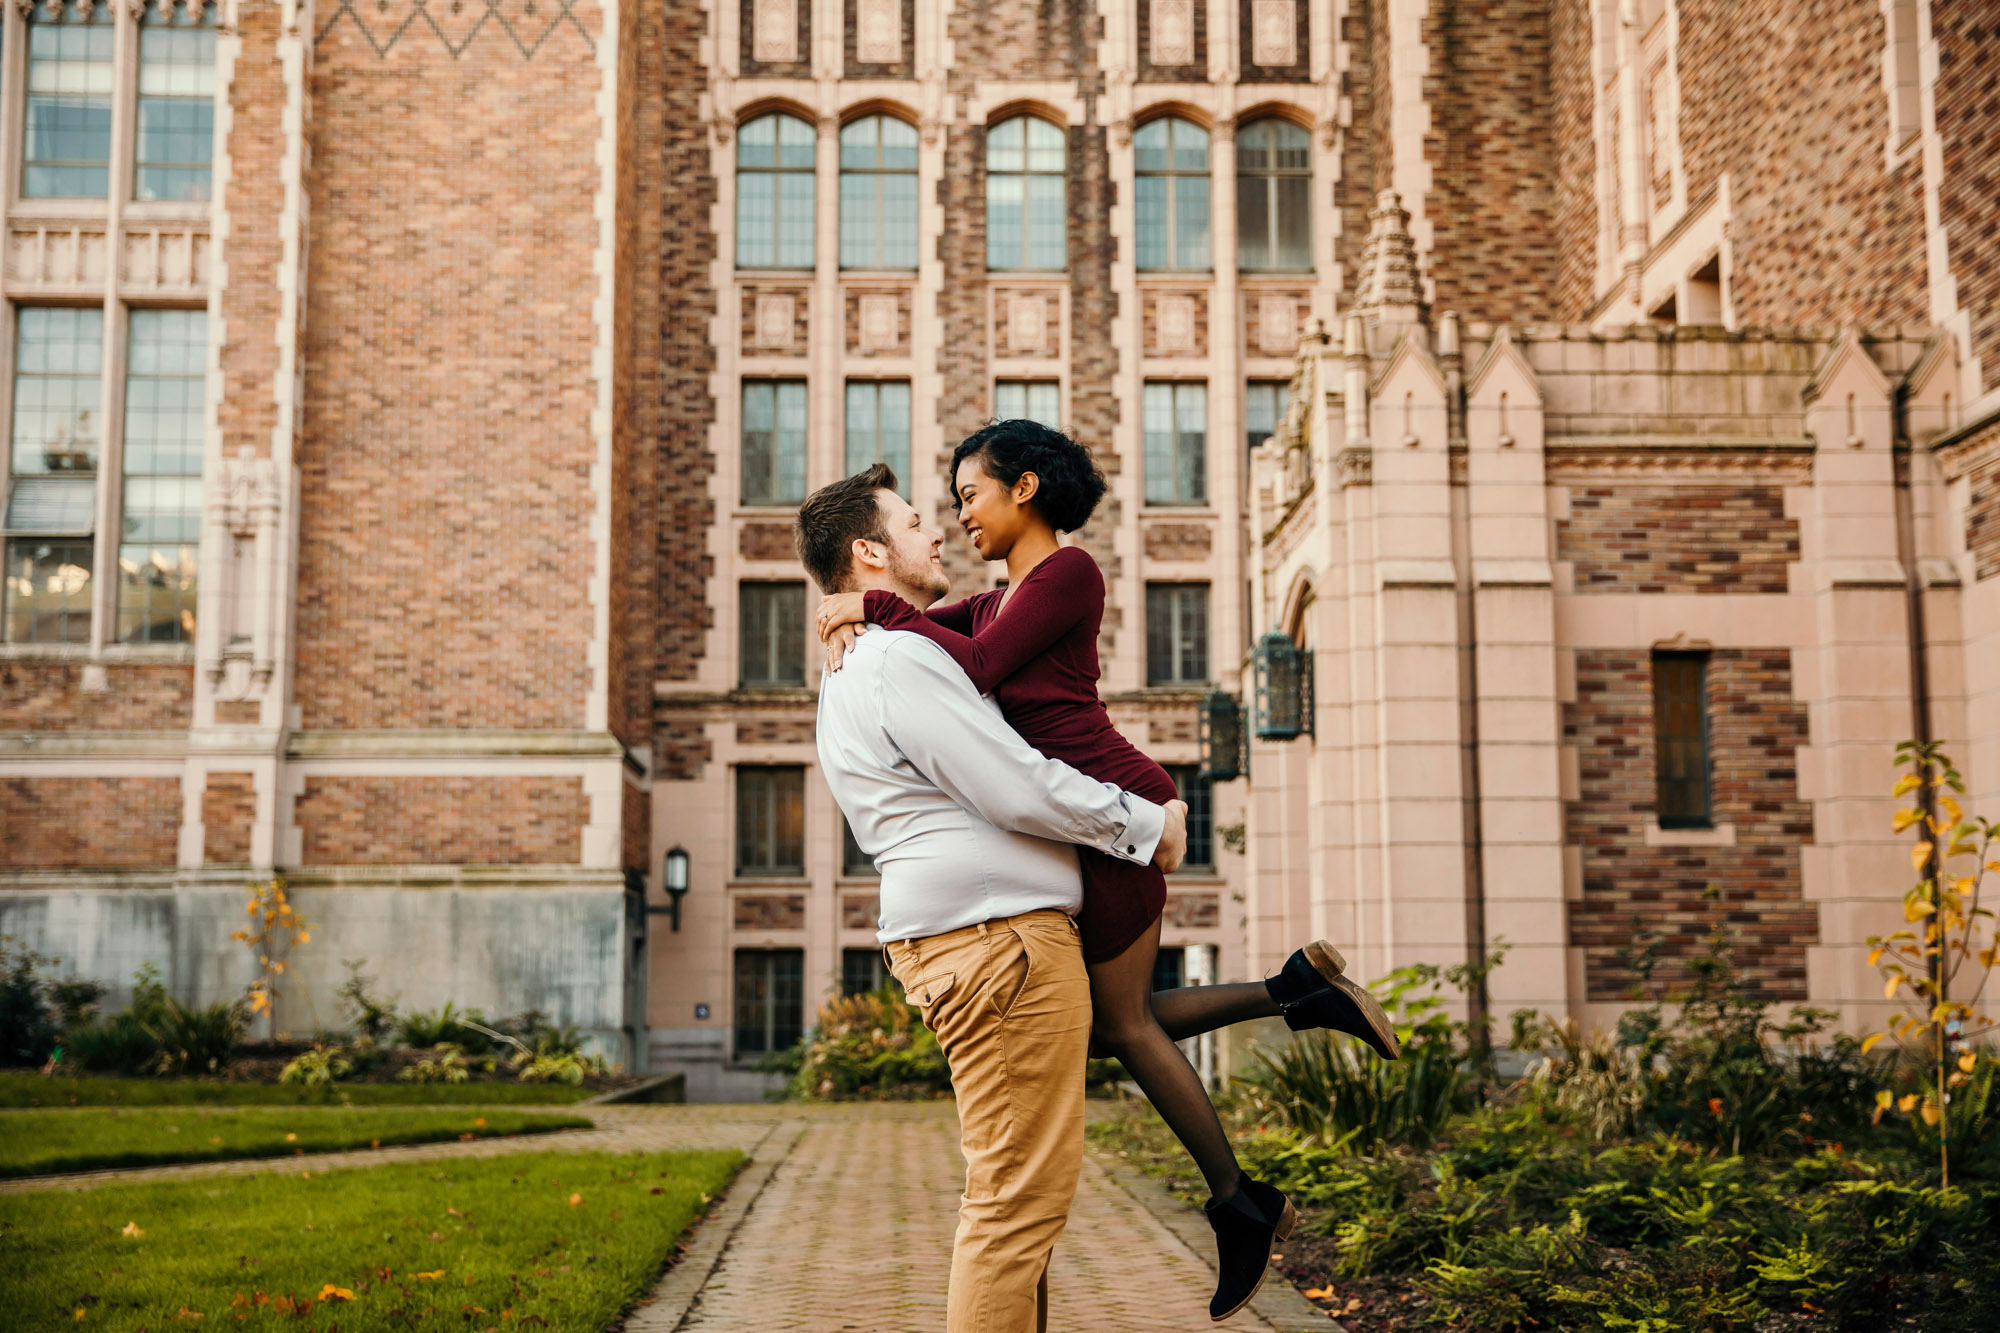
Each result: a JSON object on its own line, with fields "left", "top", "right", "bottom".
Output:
{"left": 399, "top": 1044, "right": 472, "bottom": 1085}
{"left": 789, "top": 988, "right": 951, "bottom": 1101}
{"left": 0, "top": 938, "right": 60, "bottom": 1067}
{"left": 513, "top": 1051, "right": 606, "bottom": 1085}
{"left": 336, "top": 959, "right": 397, "bottom": 1041}
{"left": 63, "top": 964, "right": 245, "bottom": 1076}
{"left": 396, "top": 1001, "right": 492, "bottom": 1052}
{"left": 279, "top": 1044, "right": 355, "bottom": 1088}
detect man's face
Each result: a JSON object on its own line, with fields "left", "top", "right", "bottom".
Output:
{"left": 865, "top": 490, "right": 950, "bottom": 606}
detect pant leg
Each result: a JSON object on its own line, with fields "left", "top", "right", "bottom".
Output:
{"left": 887, "top": 911, "right": 1092, "bottom": 1333}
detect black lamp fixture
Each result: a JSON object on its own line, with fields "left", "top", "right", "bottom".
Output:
{"left": 658, "top": 845, "right": 691, "bottom": 932}
{"left": 1253, "top": 630, "right": 1312, "bottom": 741}
{"left": 1197, "top": 689, "right": 1245, "bottom": 782}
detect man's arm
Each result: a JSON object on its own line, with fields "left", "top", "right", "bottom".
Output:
{"left": 877, "top": 637, "right": 1174, "bottom": 867}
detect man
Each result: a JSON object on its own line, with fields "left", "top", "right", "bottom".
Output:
{"left": 797, "top": 463, "right": 1188, "bottom": 1333}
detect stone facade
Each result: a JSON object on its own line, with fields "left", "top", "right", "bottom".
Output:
{"left": 3, "top": 2, "right": 1997, "bottom": 1093}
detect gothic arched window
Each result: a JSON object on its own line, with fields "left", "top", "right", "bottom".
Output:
{"left": 1135, "top": 116, "right": 1210, "bottom": 272}
{"left": 1236, "top": 117, "right": 1311, "bottom": 272}
{"left": 986, "top": 115, "right": 1066, "bottom": 272}
{"left": 737, "top": 112, "right": 816, "bottom": 270}
{"left": 839, "top": 114, "right": 919, "bottom": 270}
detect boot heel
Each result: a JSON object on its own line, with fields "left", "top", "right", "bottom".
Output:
{"left": 1277, "top": 1198, "right": 1298, "bottom": 1242}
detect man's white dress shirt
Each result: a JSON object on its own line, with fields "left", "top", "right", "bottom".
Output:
{"left": 816, "top": 624, "right": 1167, "bottom": 943}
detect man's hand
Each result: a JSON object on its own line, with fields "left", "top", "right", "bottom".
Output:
{"left": 1153, "top": 799, "right": 1188, "bottom": 874}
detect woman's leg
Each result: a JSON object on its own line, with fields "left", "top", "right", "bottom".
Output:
{"left": 1088, "top": 916, "right": 1244, "bottom": 1201}
{"left": 1147, "top": 982, "right": 1280, "bottom": 1043}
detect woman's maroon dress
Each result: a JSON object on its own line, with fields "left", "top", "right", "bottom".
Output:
{"left": 862, "top": 545, "right": 1176, "bottom": 964}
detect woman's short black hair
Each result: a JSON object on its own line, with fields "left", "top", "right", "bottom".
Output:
{"left": 950, "top": 419, "right": 1108, "bottom": 534}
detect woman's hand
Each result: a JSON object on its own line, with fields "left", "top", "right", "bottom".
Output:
{"left": 823, "top": 622, "right": 864, "bottom": 674}
{"left": 814, "top": 591, "right": 868, "bottom": 644}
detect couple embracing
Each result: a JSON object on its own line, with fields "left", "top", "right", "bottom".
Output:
{"left": 796, "top": 420, "right": 1399, "bottom": 1331}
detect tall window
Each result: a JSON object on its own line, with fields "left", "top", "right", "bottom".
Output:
{"left": 1236, "top": 118, "right": 1311, "bottom": 272}
{"left": 23, "top": 0, "right": 116, "bottom": 199}
{"left": 994, "top": 380, "right": 1060, "bottom": 428}
{"left": 737, "top": 113, "right": 816, "bottom": 269}
{"left": 840, "top": 114, "right": 918, "bottom": 270}
{"left": 1135, "top": 117, "right": 1210, "bottom": 272}
{"left": 1146, "top": 583, "right": 1210, "bottom": 686}
{"left": 4, "top": 309, "right": 104, "bottom": 644}
{"left": 1652, "top": 652, "right": 1711, "bottom": 828}
{"left": 741, "top": 379, "right": 807, "bottom": 505}
{"left": 1164, "top": 764, "right": 1215, "bottom": 871}
{"left": 986, "top": 116, "right": 1066, "bottom": 272}
{"left": 734, "top": 949, "right": 804, "bottom": 1055}
{"left": 739, "top": 582, "right": 806, "bottom": 688}
{"left": 1246, "top": 380, "right": 1290, "bottom": 457}
{"left": 844, "top": 380, "right": 910, "bottom": 494}
{"left": 841, "top": 816, "right": 877, "bottom": 877}
{"left": 736, "top": 765, "right": 806, "bottom": 876}
{"left": 1143, "top": 381, "right": 1207, "bottom": 505}
{"left": 842, "top": 948, "right": 897, "bottom": 996}
{"left": 134, "top": 1, "right": 216, "bottom": 203}
{"left": 118, "top": 310, "right": 204, "bottom": 644}
{"left": 1152, "top": 947, "right": 1186, "bottom": 992}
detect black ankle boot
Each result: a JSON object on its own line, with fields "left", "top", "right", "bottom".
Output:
{"left": 1203, "top": 1173, "right": 1296, "bottom": 1322}
{"left": 1264, "top": 940, "right": 1403, "bottom": 1061}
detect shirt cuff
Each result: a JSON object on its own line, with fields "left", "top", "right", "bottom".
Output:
{"left": 1108, "top": 794, "right": 1166, "bottom": 865}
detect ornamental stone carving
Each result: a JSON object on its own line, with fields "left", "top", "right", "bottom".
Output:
{"left": 755, "top": 293, "right": 796, "bottom": 349}
{"left": 1250, "top": 0, "right": 1296, "bottom": 67}
{"left": 1150, "top": 0, "right": 1194, "bottom": 66}
{"left": 858, "top": 293, "right": 898, "bottom": 351}
{"left": 1257, "top": 294, "right": 1298, "bottom": 355}
{"left": 856, "top": 0, "right": 899, "bottom": 63}
{"left": 1009, "top": 294, "right": 1047, "bottom": 355}
{"left": 1157, "top": 294, "right": 1195, "bottom": 352}
{"left": 752, "top": 0, "right": 796, "bottom": 63}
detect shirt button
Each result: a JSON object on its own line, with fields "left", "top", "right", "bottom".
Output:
{"left": 1126, "top": 845, "right": 1136, "bottom": 854}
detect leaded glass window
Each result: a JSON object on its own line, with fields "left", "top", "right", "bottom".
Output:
{"left": 4, "top": 309, "right": 103, "bottom": 644}
{"left": 117, "top": 309, "right": 204, "bottom": 643}
{"left": 739, "top": 581, "right": 806, "bottom": 688}
{"left": 737, "top": 113, "right": 816, "bottom": 270}
{"left": 1236, "top": 118, "right": 1312, "bottom": 272}
{"left": 839, "top": 114, "right": 918, "bottom": 270}
{"left": 1146, "top": 583, "right": 1210, "bottom": 686}
{"left": 1135, "top": 117, "right": 1210, "bottom": 272}
{"left": 135, "top": 1, "right": 217, "bottom": 203}
{"left": 994, "top": 380, "right": 1060, "bottom": 428}
{"left": 986, "top": 116, "right": 1066, "bottom": 272}
{"left": 1143, "top": 380, "right": 1207, "bottom": 505}
{"left": 23, "top": 0, "right": 115, "bottom": 199}
{"left": 844, "top": 380, "right": 910, "bottom": 495}
{"left": 741, "top": 380, "right": 808, "bottom": 506}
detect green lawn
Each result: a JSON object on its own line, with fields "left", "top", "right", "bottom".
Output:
{"left": 0, "top": 1107, "right": 593, "bottom": 1177}
{"left": 0, "top": 1071, "right": 600, "bottom": 1108}
{"left": 0, "top": 1148, "right": 744, "bottom": 1333}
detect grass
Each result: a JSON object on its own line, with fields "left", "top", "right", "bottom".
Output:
{"left": 0, "top": 1107, "right": 593, "bottom": 1178}
{"left": 0, "top": 1071, "right": 600, "bottom": 1108}
{"left": 0, "top": 1147, "right": 744, "bottom": 1333}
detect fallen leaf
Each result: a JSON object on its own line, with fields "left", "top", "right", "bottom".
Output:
{"left": 370, "top": 1139, "right": 380, "bottom": 1150}
{"left": 459, "top": 1133, "right": 477, "bottom": 1142}
{"left": 474, "top": 1117, "right": 487, "bottom": 1127}
{"left": 413, "top": 1271, "right": 445, "bottom": 1282}
{"left": 649, "top": 1187, "right": 664, "bottom": 1195}
{"left": 173, "top": 1309, "right": 203, "bottom": 1322}
{"left": 317, "top": 1284, "right": 354, "bottom": 1301}
{"left": 73, "top": 1310, "right": 86, "bottom": 1322}
{"left": 447, "top": 1207, "right": 463, "bottom": 1218}
{"left": 428, "top": 1231, "right": 444, "bottom": 1241}
{"left": 121, "top": 1222, "right": 145, "bottom": 1238}
{"left": 568, "top": 1193, "right": 582, "bottom": 1208}
{"left": 284, "top": 1133, "right": 298, "bottom": 1143}
{"left": 1302, "top": 1286, "right": 1334, "bottom": 1300}
{"left": 210, "top": 1137, "right": 224, "bottom": 1146}
{"left": 229, "top": 1296, "right": 249, "bottom": 1310}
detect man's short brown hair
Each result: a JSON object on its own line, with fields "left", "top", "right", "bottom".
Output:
{"left": 794, "top": 463, "right": 898, "bottom": 593}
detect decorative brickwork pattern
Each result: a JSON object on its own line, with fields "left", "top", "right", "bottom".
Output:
{"left": 734, "top": 893, "right": 807, "bottom": 930}
{"left": 655, "top": 715, "right": 714, "bottom": 781}
{"left": 739, "top": 522, "right": 798, "bottom": 562}
{"left": 1, "top": 778, "right": 180, "bottom": 869}
{"left": 1335, "top": 1, "right": 1377, "bottom": 292}
{"left": 841, "top": 893, "right": 879, "bottom": 928}
{"left": 742, "top": 286, "right": 811, "bottom": 354}
{"left": 295, "top": 776, "right": 587, "bottom": 865}
{"left": 1143, "top": 289, "right": 1207, "bottom": 357}
{"left": 1143, "top": 521, "right": 1213, "bottom": 561}
{"left": 1565, "top": 650, "right": 1817, "bottom": 1001}
{"left": 1935, "top": 1, "right": 2000, "bottom": 395}
{"left": 1670, "top": 0, "right": 1926, "bottom": 330}
{"left": 1968, "top": 459, "right": 2000, "bottom": 583}
{"left": 740, "top": 0, "right": 810, "bottom": 76}
{"left": 217, "top": 2, "right": 285, "bottom": 465}
{"left": 1137, "top": 0, "right": 1205, "bottom": 82}
{"left": 1064, "top": 122, "right": 1128, "bottom": 655}
{"left": 845, "top": 287, "right": 912, "bottom": 356}
{"left": 314, "top": 0, "right": 594, "bottom": 58}
{"left": 844, "top": 0, "right": 914, "bottom": 78}
{"left": 1238, "top": 0, "right": 1309, "bottom": 82}
{"left": 735, "top": 718, "right": 816, "bottom": 744}
{"left": 657, "top": 0, "right": 719, "bottom": 682}
{"left": 933, "top": 123, "right": 996, "bottom": 596}
{"left": 1557, "top": 485, "right": 1799, "bottom": 594}
{"left": 1549, "top": 0, "right": 1594, "bottom": 319}
{"left": 1162, "top": 892, "right": 1219, "bottom": 927}
{"left": 0, "top": 663, "right": 193, "bottom": 730}
{"left": 296, "top": 22, "right": 603, "bottom": 731}
{"left": 1420, "top": 0, "right": 1559, "bottom": 323}
{"left": 203, "top": 772, "right": 256, "bottom": 865}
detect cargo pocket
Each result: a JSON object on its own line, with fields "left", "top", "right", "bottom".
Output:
{"left": 906, "top": 971, "right": 956, "bottom": 1030}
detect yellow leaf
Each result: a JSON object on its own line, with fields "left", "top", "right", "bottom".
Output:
{"left": 414, "top": 1271, "right": 445, "bottom": 1281}
{"left": 1898, "top": 1093, "right": 1919, "bottom": 1113}
{"left": 568, "top": 1192, "right": 583, "bottom": 1207}
{"left": 1894, "top": 773, "right": 1922, "bottom": 797}
{"left": 121, "top": 1221, "right": 144, "bottom": 1238}
{"left": 1868, "top": 947, "right": 1885, "bottom": 968}
{"left": 1960, "top": 1053, "right": 1978, "bottom": 1074}
{"left": 1920, "top": 1099, "right": 1941, "bottom": 1126}
{"left": 1885, "top": 975, "right": 1903, "bottom": 999}
{"left": 317, "top": 1285, "right": 353, "bottom": 1302}
{"left": 1861, "top": 1033, "right": 1887, "bottom": 1055}
{"left": 1303, "top": 1287, "right": 1335, "bottom": 1300}
{"left": 1948, "top": 839, "right": 1979, "bottom": 858}
{"left": 1875, "top": 1089, "right": 1894, "bottom": 1109}
{"left": 1913, "top": 841, "right": 1934, "bottom": 871}
{"left": 1942, "top": 795, "right": 1964, "bottom": 825}
{"left": 1892, "top": 808, "right": 1923, "bottom": 833}
{"left": 285, "top": 1132, "right": 298, "bottom": 1142}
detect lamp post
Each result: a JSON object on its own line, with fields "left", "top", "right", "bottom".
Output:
{"left": 1253, "top": 630, "right": 1311, "bottom": 741}
{"left": 1198, "top": 689, "right": 1245, "bottom": 782}
{"left": 657, "top": 845, "right": 690, "bottom": 932}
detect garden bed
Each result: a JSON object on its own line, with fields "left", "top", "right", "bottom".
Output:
{"left": 0, "top": 1070, "right": 601, "bottom": 1109}
{"left": 0, "top": 1147, "right": 743, "bottom": 1333}
{"left": 0, "top": 1106, "right": 593, "bottom": 1177}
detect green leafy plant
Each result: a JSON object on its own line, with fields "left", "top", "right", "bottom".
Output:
{"left": 394, "top": 1000, "right": 489, "bottom": 1052}
{"left": 61, "top": 964, "right": 245, "bottom": 1077}
{"left": 397, "top": 1043, "right": 472, "bottom": 1085}
{"left": 788, "top": 987, "right": 951, "bottom": 1101}
{"left": 278, "top": 1044, "right": 354, "bottom": 1088}
{"left": 334, "top": 959, "right": 396, "bottom": 1041}
{"left": 0, "top": 938, "right": 62, "bottom": 1067}
{"left": 230, "top": 874, "right": 310, "bottom": 1033}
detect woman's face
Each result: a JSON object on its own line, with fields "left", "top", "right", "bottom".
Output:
{"left": 953, "top": 455, "right": 1034, "bottom": 561}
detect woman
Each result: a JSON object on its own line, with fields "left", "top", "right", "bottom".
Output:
{"left": 817, "top": 419, "right": 1400, "bottom": 1322}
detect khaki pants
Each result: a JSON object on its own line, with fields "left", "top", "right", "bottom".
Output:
{"left": 886, "top": 909, "right": 1092, "bottom": 1333}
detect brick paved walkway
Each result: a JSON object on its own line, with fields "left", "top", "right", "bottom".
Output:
{"left": 4, "top": 1101, "right": 1325, "bottom": 1332}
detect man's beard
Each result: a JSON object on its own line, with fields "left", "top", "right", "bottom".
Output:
{"left": 885, "top": 547, "right": 951, "bottom": 608}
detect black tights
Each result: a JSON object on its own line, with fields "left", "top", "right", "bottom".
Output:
{"left": 1086, "top": 917, "right": 1282, "bottom": 1201}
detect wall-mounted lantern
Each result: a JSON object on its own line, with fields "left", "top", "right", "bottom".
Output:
{"left": 1253, "top": 631, "right": 1312, "bottom": 741}
{"left": 1198, "top": 690, "right": 1245, "bottom": 782}
{"left": 656, "top": 845, "right": 691, "bottom": 932}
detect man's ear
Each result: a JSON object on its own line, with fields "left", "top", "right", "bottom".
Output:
{"left": 849, "top": 536, "right": 887, "bottom": 574}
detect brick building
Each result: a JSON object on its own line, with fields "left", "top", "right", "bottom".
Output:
{"left": 0, "top": 0, "right": 1993, "bottom": 1092}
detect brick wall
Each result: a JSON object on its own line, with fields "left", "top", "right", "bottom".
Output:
{"left": 655, "top": 715, "right": 714, "bottom": 781}
{"left": 1673, "top": 0, "right": 1926, "bottom": 331}
{"left": 613, "top": 0, "right": 662, "bottom": 752}
{"left": 1565, "top": 650, "right": 1817, "bottom": 1000}
{"left": 1335, "top": 0, "right": 1377, "bottom": 291}
{"left": 1367, "top": 0, "right": 1392, "bottom": 225}
{"left": 203, "top": 772, "right": 255, "bottom": 865}
{"left": 1549, "top": 0, "right": 1595, "bottom": 318}
{"left": 295, "top": 18, "right": 603, "bottom": 731}
{"left": 0, "top": 664, "right": 193, "bottom": 730}
{"left": 294, "top": 776, "right": 588, "bottom": 865}
{"left": 1065, "top": 122, "right": 1127, "bottom": 656}
{"left": 734, "top": 892, "right": 807, "bottom": 930}
{"left": 1420, "top": 0, "right": 1560, "bottom": 323}
{"left": 735, "top": 718, "right": 816, "bottom": 745}
{"left": 1557, "top": 485, "right": 1799, "bottom": 593}
{"left": 657, "top": 0, "right": 719, "bottom": 681}
{"left": 216, "top": 1, "right": 284, "bottom": 462}
{"left": 1968, "top": 458, "right": 2000, "bottom": 582}
{"left": 1935, "top": 0, "right": 2000, "bottom": 395}
{"left": 739, "top": 522, "right": 797, "bottom": 561}
{"left": 623, "top": 774, "right": 649, "bottom": 873}
{"left": 1, "top": 778, "right": 180, "bottom": 869}
{"left": 1144, "top": 522, "right": 1213, "bottom": 560}
{"left": 934, "top": 122, "right": 996, "bottom": 595}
